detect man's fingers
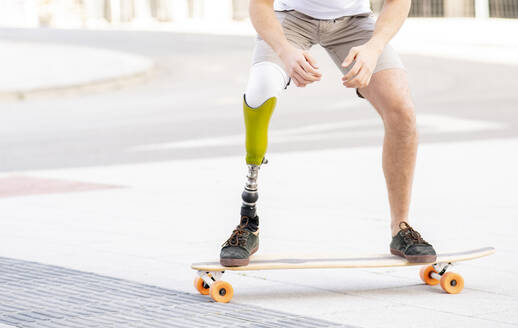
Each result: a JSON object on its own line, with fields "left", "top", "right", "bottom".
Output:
{"left": 342, "top": 48, "right": 358, "bottom": 68}
{"left": 344, "top": 76, "right": 365, "bottom": 88}
{"left": 344, "top": 67, "right": 370, "bottom": 88}
{"left": 292, "top": 74, "right": 302, "bottom": 87}
{"left": 288, "top": 67, "right": 303, "bottom": 86}
{"left": 300, "top": 60, "right": 321, "bottom": 78}
{"left": 344, "top": 77, "right": 360, "bottom": 88}
{"left": 292, "top": 72, "right": 309, "bottom": 87}
{"left": 295, "top": 65, "right": 320, "bottom": 82}
{"left": 296, "top": 71, "right": 313, "bottom": 85}
{"left": 357, "top": 68, "right": 372, "bottom": 87}
{"left": 304, "top": 52, "right": 320, "bottom": 69}
{"left": 343, "top": 60, "right": 362, "bottom": 82}
{"left": 363, "top": 71, "right": 372, "bottom": 87}
{"left": 289, "top": 71, "right": 302, "bottom": 87}
{"left": 343, "top": 66, "right": 364, "bottom": 87}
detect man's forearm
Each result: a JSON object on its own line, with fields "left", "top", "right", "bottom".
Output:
{"left": 368, "top": 0, "right": 411, "bottom": 53}
{"left": 249, "top": 0, "right": 289, "bottom": 55}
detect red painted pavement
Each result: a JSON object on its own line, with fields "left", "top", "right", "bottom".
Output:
{"left": 0, "top": 175, "right": 122, "bottom": 198}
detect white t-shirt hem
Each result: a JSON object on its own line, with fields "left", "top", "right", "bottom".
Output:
{"left": 274, "top": 1, "right": 371, "bottom": 20}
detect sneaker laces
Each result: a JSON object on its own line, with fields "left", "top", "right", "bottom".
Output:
{"left": 399, "top": 222, "right": 429, "bottom": 245}
{"left": 222, "top": 217, "right": 251, "bottom": 247}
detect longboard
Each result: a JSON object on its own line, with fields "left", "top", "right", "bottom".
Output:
{"left": 192, "top": 247, "right": 495, "bottom": 302}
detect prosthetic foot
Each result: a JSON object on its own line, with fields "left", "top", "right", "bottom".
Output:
{"left": 220, "top": 96, "right": 276, "bottom": 266}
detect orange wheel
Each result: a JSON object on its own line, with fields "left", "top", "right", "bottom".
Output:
{"left": 419, "top": 265, "right": 439, "bottom": 286}
{"left": 209, "top": 281, "right": 234, "bottom": 303}
{"left": 193, "top": 277, "right": 210, "bottom": 295}
{"left": 440, "top": 272, "right": 464, "bottom": 294}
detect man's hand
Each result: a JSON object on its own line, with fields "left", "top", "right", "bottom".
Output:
{"left": 249, "top": 0, "right": 321, "bottom": 87}
{"left": 278, "top": 44, "right": 321, "bottom": 87}
{"left": 341, "top": 42, "right": 383, "bottom": 89}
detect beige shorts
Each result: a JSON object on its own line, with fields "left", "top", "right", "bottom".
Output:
{"left": 252, "top": 10, "right": 404, "bottom": 94}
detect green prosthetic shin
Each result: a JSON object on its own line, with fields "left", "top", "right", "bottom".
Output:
{"left": 243, "top": 96, "right": 277, "bottom": 165}
{"left": 239, "top": 96, "right": 277, "bottom": 223}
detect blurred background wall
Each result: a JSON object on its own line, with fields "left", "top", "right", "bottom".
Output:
{"left": 0, "top": 0, "right": 516, "bottom": 29}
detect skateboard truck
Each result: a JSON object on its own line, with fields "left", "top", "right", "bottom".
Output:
{"left": 432, "top": 262, "right": 451, "bottom": 276}
{"left": 197, "top": 270, "right": 224, "bottom": 285}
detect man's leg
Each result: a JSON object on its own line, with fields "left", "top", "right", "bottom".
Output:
{"left": 322, "top": 17, "right": 416, "bottom": 229}
{"left": 358, "top": 69, "right": 416, "bottom": 236}
{"left": 359, "top": 68, "right": 436, "bottom": 263}
{"left": 321, "top": 12, "right": 435, "bottom": 262}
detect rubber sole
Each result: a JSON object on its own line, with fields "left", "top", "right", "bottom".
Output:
{"left": 390, "top": 248, "right": 437, "bottom": 263}
{"left": 220, "top": 245, "right": 259, "bottom": 267}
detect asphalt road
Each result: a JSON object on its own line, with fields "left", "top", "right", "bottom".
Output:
{"left": 0, "top": 27, "right": 516, "bottom": 172}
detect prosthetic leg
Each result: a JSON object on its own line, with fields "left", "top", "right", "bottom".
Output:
{"left": 220, "top": 62, "right": 288, "bottom": 266}
{"left": 240, "top": 96, "right": 277, "bottom": 228}
{"left": 239, "top": 61, "right": 288, "bottom": 230}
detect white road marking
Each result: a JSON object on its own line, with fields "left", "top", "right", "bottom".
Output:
{"left": 128, "top": 114, "right": 504, "bottom": 152}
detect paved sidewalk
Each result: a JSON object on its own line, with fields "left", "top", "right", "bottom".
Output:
{"left": 0, "top": 137, "right": 516, "bottom": 327}
{"left": 0, "top": 41, "right": 153, "bottom": 96}
{"left": 0, "top": 257, "right": 350, "bottom": 328}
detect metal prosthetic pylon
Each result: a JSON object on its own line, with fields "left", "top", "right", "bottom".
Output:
{"left": 240, "top": 158, "right": 267, "bottom": 227}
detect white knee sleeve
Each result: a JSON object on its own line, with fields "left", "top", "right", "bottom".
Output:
{"left": 244, "top": 62, "right": 289, "bottom": 108}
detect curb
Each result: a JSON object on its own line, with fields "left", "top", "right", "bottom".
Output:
{"left": 0, "top": 41, "right": 155, "bottom": 101}
{"left": 0, "top": 65, "right": 155, "bottom": 102}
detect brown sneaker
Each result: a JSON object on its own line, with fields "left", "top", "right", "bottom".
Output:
{"left": 390, "top": 222, "right": 437, "bottom": 263}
